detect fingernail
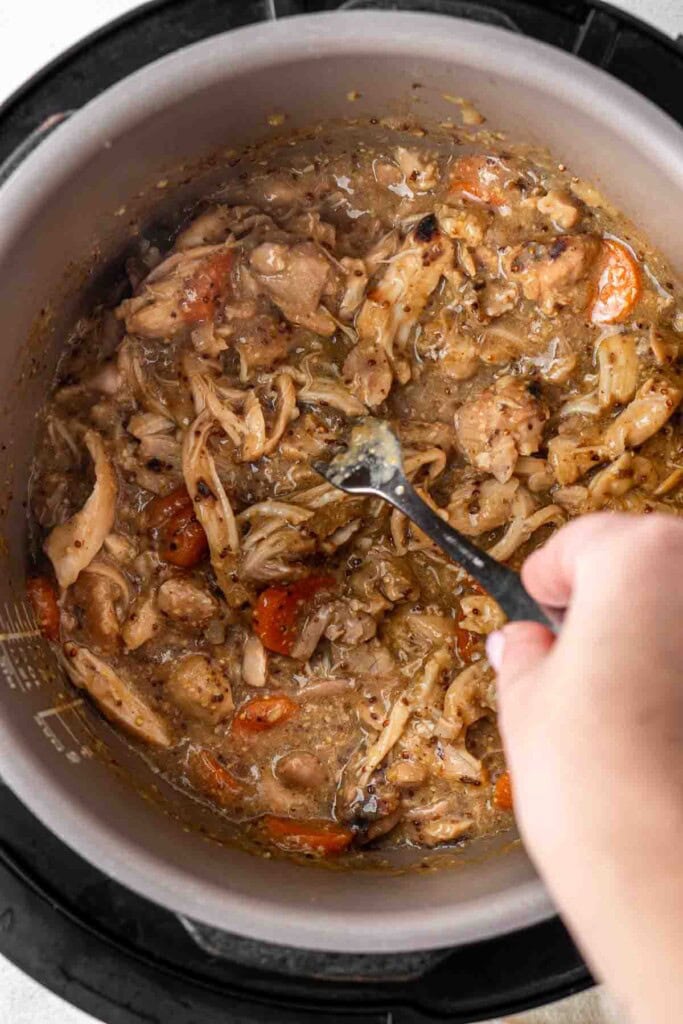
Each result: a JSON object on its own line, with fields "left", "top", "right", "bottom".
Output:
{"left": 486, "top": 630, "right": 506, "bottom": 672}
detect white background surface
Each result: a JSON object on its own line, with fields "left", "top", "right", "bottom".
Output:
{"left": 0, "top": 2, "right": 681, "bottom": 1022}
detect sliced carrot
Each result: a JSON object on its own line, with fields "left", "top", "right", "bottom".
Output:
{"left": 181, "top": 250, "right": 234, "bottom": 323}
{"left": 494, "top": 770, "right": 514, "bottom": 812}
{"left": 261, "top": 815, "right": 353, "bottom": 855}
{"left": 145, "top": 485, "right": 194, "bottom": 528}
{"left": 188, "top": 748, "right": 242, "bottom": 806}
{"left": 232, "top": 694, "right": 298, "bottom": 735}
{"left": 26, "top": 575, "right": 60, "bottom": 641}
{"left": 253, "top": 576, "right": 335, "bottom": 656}
{"left": 448, "top": 154, "right": 507, "bottom": 206}
{"left": 590, "top": 239, "right": 641, "bottom": 325}
{"left": 158, "top": 510, "right": 209, "bottom": 568}
{"left": 146, "top": 485, "right": 209, "bottom": 568}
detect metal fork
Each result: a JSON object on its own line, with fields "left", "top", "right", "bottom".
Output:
{"left": 314, "top": 419, "right": 561, "bottom": 632}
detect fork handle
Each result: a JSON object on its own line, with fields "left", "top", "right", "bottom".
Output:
{"left": 384, "top": 478, "right": 561, "bottom": 632}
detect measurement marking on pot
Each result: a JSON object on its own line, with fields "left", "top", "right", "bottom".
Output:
{"left": 0, "top": 601, "right": 91, "bottom": 763}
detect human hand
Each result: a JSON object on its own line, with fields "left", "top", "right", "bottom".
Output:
{"left": 488, "top": 513, "right": 683, "bottom": 1023}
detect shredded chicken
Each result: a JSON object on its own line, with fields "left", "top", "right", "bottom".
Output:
{"left": 44, "top": 431, "right": 117, "bottom": 588}
{"left": 358, "top": 647, "right": 450, "bottom": 786}
{"left": 604, "top": 378, "right": 682, "bottom": 455}
{"left": 344, "top": 214, "right": 453, "bottom": 405}
{"left": 30, "top": 122, "right": 683, "bottom": 858}
{"left": 63, "top": 642, "right": 172, "bottom": 746}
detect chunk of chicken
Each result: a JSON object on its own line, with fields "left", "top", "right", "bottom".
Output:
{"left": 536, "top": 189, "right": 581, "bottom": 230}
{"left": 117, "top": 244, "right": 232, "bottom": 338}
{"left": 447, "top": 477, "right": 521, "bottom": 536}
{"left": 418, "top": 312, "right": 479, "bottom": 380}
{"left": 72, "top": 560, "right": 130, "bottom": 652}
{"left": 435, "top": 204, "right": 490, "bottom": 246}
{"left": 242, "top": 635, "right": 267, "bottom": 688}
{"left": 506, "top": 234, "right": 601, "bottom": 315}
{"left": 174, "top": 205, "right": 235, "bottom": 249}
{"left": 488, "top": 503, "right": 565, "bottom": 562}
{"left": 394, "top": 146, "right": 439, "bottom": 191}
{"left": 250, "top": 241, "right": 335, "bottom": 336}
{"left": 341, "top": 340, "right": 393, "bottom": 408}
{"left": 166, "top": 654, "right": 233, "bottom": 724}
{"left": 44, "top": 431, "right": 117, "bottom": 588}
{"left": 122, "top": 590, "right": 161, "bottom": 651}
{"left": 344, "top": 214, "right": 453, "bottom": 405}
{"left": 604, "top": 377, "right": 682, "bottom": 455}
{"left": 276, "top": 751, "right": 326, "bottom": 790}
{"left": 597, "top": 334, "right": 639, "bottom": 409}
{"left": 358, "top": 647, "right": 450, "bottom": 785}
{"left": 62, "top": 642, "right": 172, "bottom": 747}
{"left": 649, "top": 324, "right": 680, "bottom": 367}
{"left": 458, "top": 595, "right": 505, "bottom": 635}
{"left": 455, "top": 377, "right": 549, "bottom": 482}
{"left": 442, "top": 660, "right": 495, "bottom": 737}
{"left": 547, "top": 436, "right": 610, "bottom": 485}
{"left": 588, "top": 452, "right": 657, "bottom": 507}
{"left": 157, "top": 577, "right": 217, "bottom": 622}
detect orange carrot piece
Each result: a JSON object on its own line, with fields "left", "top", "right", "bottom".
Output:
{"left": 232, "top": 694, "right": 298, "bottom": 735}
{"left": 261, "top": 815, "right": 353, "bottom": 855}
{"left": 253, "top": 576, "right": 334, "bottom": 656}
{"left": 494, "top": 771, "right": 514, "bottom": 812}
{"left": 590, "top": 238, "right": 641, "bottom": 324}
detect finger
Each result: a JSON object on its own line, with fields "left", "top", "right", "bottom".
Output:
{"left": 521, "top": 512, "right": 634, "bottom": 608}
{"left": 492, "top": 621, "right": 555, "bottom": 685}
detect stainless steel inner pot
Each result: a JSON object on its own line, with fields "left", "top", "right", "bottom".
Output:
{"left": 0, "top": 11, "right": 682, "bottom": 954}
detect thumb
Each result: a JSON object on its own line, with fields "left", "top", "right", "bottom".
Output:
{"left": 487, "top": 621, "right": 555, "bottom": 684}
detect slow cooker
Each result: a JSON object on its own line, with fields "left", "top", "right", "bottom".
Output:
{"left": 0, "top": 1, "right": 681, "bottom": 1020}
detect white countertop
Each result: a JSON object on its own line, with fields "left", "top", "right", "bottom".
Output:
{"left": 0, "top": 2, "right": 680, "bottom": 1022}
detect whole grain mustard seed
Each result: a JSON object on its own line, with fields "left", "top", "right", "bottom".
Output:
{"left": 267, "top": 113, "right": 285, "bottom": 127}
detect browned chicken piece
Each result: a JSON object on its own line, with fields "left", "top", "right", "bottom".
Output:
{"left": 435, "top": 204, "right": 490, "bottom": 246}
{"left": 231, "top": 314, "right": 293, "bottom": 373}
{"left": 174, "top": 204, "right": 273, "bottom": 249}
{"left": 174, "top": 205, "right": 235, "bottom": 248}
{"left": 455, "top": 376, "right": 550, "bottom": 482}
{"left": 341, "top": 340, "right": 393, "bottom": 408}
{"left": 157, "top": 577, "right": 218, "bottom": 622}
{"left": 418, "top": 312, "right": 479, "bottom": 380}
{"left": 604, "top": 377, "right": 682, "bottom": 455}
{"left": 447, "top": 477, "right": 521, "bottom": 536}
{"left": 648, "top": 324, "right": 680, "bottom": 367}
{"left": 44, "top": 431, "right": 117, "bottom": 588}
{"left": 249, "top": 241, "right": 336, "bottom": 336}
{"left": 284, "top": 210, "right": 336, "bottom": 248}
{"left": 394, "top": 146, "right": 440, "bottom": 191}
{"left": 71, "top": 564, "right": 128, "bottom": 653}
{"left": 344, "top": 214, "right": 453, "bottom": 406}
{"left": 338, "top": 257, "right": 368, "bottom": 320}
{"left": 276, "top": 751, "right": 326, "bottom": 790}
{"left": 597, "top": 334, "right": 639, "bottom": 409}
{"left": 63, "top": 643, "right": 172, "bottom": 747}
{"left": 166, "top": 654, "right": 234, "bottom": 725}
{"left": 122, "top": 590, "right": 161, "bottom": 651}
{"left": 505, "top": 234, "right": 601, "bottom": 315}
{"left": 547, "top": 436, "right": 610, "bottom": 485}
{"left": 536, "top": 189, "right": 582, "bottom": 230}
{"left": 117, "top": 244, "right": 233, "bottom": 339}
